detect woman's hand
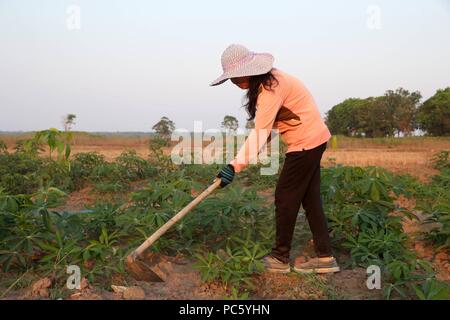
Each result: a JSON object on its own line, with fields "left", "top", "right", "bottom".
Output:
{"left": 216, "top": 164, "right": 235, "bottom": 188}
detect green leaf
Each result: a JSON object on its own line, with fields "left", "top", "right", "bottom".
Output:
{"left": 65, "top": 144, "right": 71, "bottom": 160}
{"left": 370, "top": 183, "right": 380, "bottom": 202}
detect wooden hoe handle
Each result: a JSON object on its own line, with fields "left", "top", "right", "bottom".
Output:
{"left": 131, "top": 178, "right": 222, "bottom": 258}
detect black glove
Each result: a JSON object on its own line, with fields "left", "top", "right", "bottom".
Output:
{"left": 216, "top": 164, "right": 235, "bottom": 188}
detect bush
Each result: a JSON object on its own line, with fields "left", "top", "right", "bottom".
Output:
{"left": 413, "top": 151, "right": 450, "bottom": 251}
{"left": 71, "top": 152, "right": 107, "bottom": 188}
{"left": 0, "top": 191, "right": 125, "bottom": 285}
{"left": 320, "top": 165, "right": 445, "bottom": 299}
{"left": 39, "top": 159, "right": 74, "bottom": 192}
{"left": 115, "top": 150, "right": 156, "bottom": 180}
{"left": 0, "top": 153, "right": 44, "bottom": 194}
{"left": 70, "top": 150, "right": 156, "bottom": 193}
{"left": 14, "top": 139, "right": 44, "bottom": 155}
{"left": 431, "top": 150, "right": 449, "bottom": 170}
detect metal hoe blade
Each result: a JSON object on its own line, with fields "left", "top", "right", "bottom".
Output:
{"left": 125, "top": 254, "right": 165, "bottom": 282}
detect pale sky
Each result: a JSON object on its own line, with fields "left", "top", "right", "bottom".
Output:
{"left": 1, "top": 0, "right": 449, "bottom": 132}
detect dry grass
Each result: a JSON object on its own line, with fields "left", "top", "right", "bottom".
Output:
{"left": 331, "top": 135, "right": 450, "bottom": 151}
{"left": 322, "top": 149, "right": 438, "bottom": 182}
{"left": 1, "top": 132, "right": 149, "bottom": 148}
{"left": 71, "top": 132, "right": 149, "bottom": 148}
{"left": 1, "top": 132, "right": 151, "bottom": 161}
{"left": 322, "top": 136, "right": 449, "bottom": 182}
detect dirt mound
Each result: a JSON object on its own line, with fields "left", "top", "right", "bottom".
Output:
{"left": 134, "top": 255, "right": 226, "bottom": 300}
{"left": 23, "top": 277, "right": 52, "bottom": 299}
{"left": 69, "top": 278, "right": 105, "bottom": 300}
{"left": 112, "top": 285, "right": 146, "bottom": 300}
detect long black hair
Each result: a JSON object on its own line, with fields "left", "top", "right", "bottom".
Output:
{"left": 244, "top": 69, "right": 279, "bottom": 121}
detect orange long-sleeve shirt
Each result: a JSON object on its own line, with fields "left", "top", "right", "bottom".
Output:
{"left": 230, "top": 69, "right": 331, "bottom": 173}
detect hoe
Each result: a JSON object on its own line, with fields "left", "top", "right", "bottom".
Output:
{"left": 125, "top": 178, "right": 222, "bottom": 282}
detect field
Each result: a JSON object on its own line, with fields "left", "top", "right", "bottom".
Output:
{"left": 2, "top": 133, "right": 446, "bottom": 181}
{"left": 0, "top": 132, "right": 449, "bottom": 300}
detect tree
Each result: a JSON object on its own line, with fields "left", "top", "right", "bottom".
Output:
{"left": 417, "top": 87, "right": 450, "bottom": 136}
{"left": 326, "top": 88, "right": 423, "bottom": 138}
{"left": 358, "top": 97, "right": 392, "bottom": 138}
{"left": 325, "top": 98, "right": 367, "bottom": 136}
{"left": 152, "top": 116, "right": 175, "bottom": 137}
{"left": 379, "top": 88, "right": 421, "bottom": 136}
{"left": 221, "top": 115, "right": 239, "bottom": 135}
{"left": 62, "top": 114, "right": 77, "bottom": 132}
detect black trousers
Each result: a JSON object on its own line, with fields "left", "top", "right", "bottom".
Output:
{"left": 270, "top": 142, "right": 332, "bottom": 263}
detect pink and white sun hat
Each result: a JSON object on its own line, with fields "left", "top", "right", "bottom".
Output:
{"left": 210, "top": 44, "right": 274, "bottom": 86}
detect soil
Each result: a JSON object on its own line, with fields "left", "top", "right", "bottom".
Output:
{"left": 52, "top": 186, "right": 98, "bottom": 212}
{"left": 328, "top": 269, "right": 384, "bottom": 300}
{"left": 1, "top": 253, "right": 384, "bottom": 300}
{"left": 64, "top": 256, "right": 227, "bottom": 300}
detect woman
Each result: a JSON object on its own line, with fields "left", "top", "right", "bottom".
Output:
{"left": 211, "top": 44, "right": 339, "bottom": 274}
